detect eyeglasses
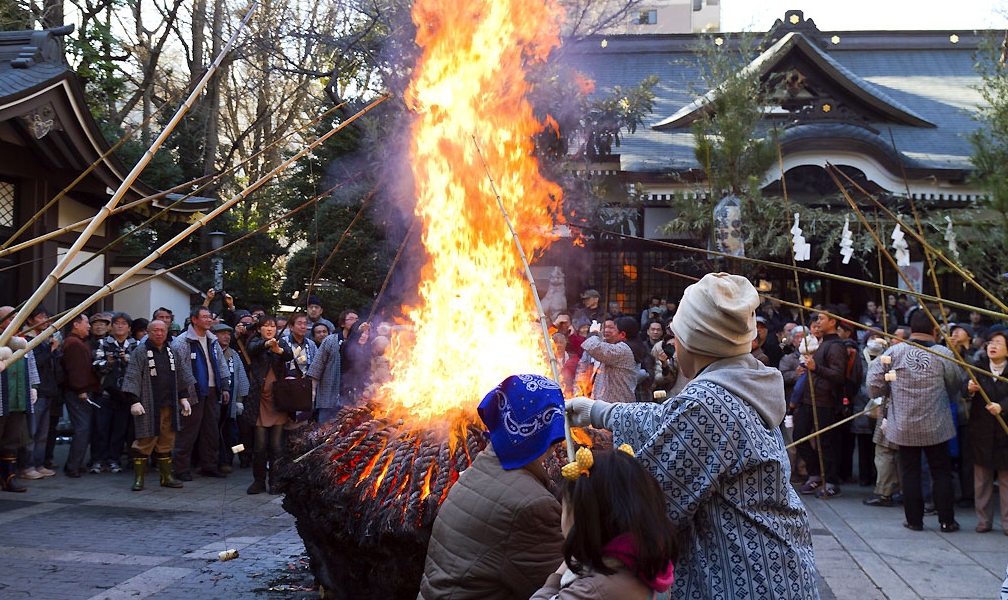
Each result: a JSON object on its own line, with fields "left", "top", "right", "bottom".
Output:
{"left": 987, "top": 340, "right": 1006, "bottom": 347}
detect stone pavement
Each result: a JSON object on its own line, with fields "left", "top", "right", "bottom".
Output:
{"left": 1, "top": 443, "right": 1005, "bottom": 599}
{"left": 804, "top": 482, "right": 1007, "bottom": 600}
{"left": 0, "top": 443, "right": 319, "bottom": 600}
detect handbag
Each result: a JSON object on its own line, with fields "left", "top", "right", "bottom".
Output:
{"left": 272, "top": 376, "right": 312, "bottom": 412}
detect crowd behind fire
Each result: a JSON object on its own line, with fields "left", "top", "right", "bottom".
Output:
{"left": 2, "top": 281, "right": 1007, "bottom": 598}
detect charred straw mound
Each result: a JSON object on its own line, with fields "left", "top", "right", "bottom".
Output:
{"left": 277, "top": 405, "right": 612, "bottom": 600}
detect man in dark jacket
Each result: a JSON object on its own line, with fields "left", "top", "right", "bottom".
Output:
{"left": 418, "top": 374, "right": 564, "bottom": 600}
{"left": 60, "top": 313, "right": 101, "bottom": 478}
{"left": 794, "top": 305, "right": 851, "bottom": 499}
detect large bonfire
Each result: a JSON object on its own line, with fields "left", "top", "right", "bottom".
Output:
{"left": 279, "top": 1, "right": 579, "bottom": 598}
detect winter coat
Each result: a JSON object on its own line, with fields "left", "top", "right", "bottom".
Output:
{"left": 121, "top": 340, "right": 188, "bottom": 439}
{"left": 591, "top": 354, "right": 818, "bottom": 599}
{"left": 967, "top": 358, "right": 1008, "bottom": 471}
{"left": 170, "top": 325, "right": 230, "bottom": 402}
{"left": 417, "top": 445, "right": 564, "bottom": 600}
{"left": 867, "top": 339, "right": 962, "bottom": 447}
{"left": 29, "top": 334, "right": 60, "bottom": 399}
{"left": 798, "top": 334, "right": 848, "bottom": 408}
{"left": 0, "top": 341, "right": 38, "bottom": 417}
{"left": 581, "top": 335, "right": 637, "bottom": 404}
{"left": 241, "top": 335, "right": 293, "bottom": 427}
{"left": 221, "top": 346, "right": 250, "bottom": 419}
{"left": 306, "top": 334, "right": 343, "bottom": 411}
{"left": 60, "top": 333, "right": 100, "bottom": 395}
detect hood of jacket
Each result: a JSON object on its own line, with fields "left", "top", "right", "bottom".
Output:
{"left": 694, "top": 353, "right": 786, "bottom": 429}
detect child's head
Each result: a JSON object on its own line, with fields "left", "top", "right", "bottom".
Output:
{"left": 477, "top": 374, "right": 565, "bottom": 470}
{"left": 561, "top": 447, "right": 678, "bottom": 584}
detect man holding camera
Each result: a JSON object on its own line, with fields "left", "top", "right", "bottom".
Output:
{"left": 171, "top": 306, "right": 231, "bottom": 480}
{"left": 91, "top": 312, "right": 138, "bottom": 474}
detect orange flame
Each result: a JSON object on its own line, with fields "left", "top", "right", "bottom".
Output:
{"left": 383, "top": 0, "right": 566, "bottom": 428}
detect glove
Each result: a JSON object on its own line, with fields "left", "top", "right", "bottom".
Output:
{"left": 130, "top": 402, "right": 145, "bottom": 416}
{"left": 29, "top": 388, "right": 37, "bottom": 405}
{"left": 565, "top": 397, "right": 596, "bottom": 428}
{"left": 589, "top": 321, "right": 601, "bottom": 334}
{"left": 0, "top": 346, "right": 11, "bottom": 361}
{"left": 235, "top": 401, "right": 244, "bottom": 416}
{"left": 880, "top": 417, "right": 888, "bottom": 435}
{"left": 180, "top": 398, "right": 192, "bottom": 417}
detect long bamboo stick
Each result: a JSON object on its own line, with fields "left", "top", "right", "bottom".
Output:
{"left": 771, "top": 123, "right": 826, "bottom": 494}
{"left": 828, "top": 163, "right": 1008, "bottom": 315}
{"left": 825, "top": 165, "right": 1008, "bottom": 436}
{"left": 3, "top": 94, "right": 390, "bottom": 367}
{"left": 578, "top": 225, "right": 1008, "bottom": 322}
{"left": 472, "top": 134, "right": 571, "bottom": 462}
{"left": 0, "top": 88, "right": 184, "bottom": 251}
{"left": 0, "top": 3, "right": 260, "bottom": 348}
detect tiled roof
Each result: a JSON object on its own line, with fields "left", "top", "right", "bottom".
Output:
{"left": 561, "top": 29, "right": 987, "bottom": 176}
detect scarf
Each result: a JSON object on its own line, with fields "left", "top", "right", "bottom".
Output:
{"left": 601, "top": 533, "right": 675, "bottom": 593}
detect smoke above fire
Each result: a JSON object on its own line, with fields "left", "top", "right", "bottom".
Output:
{"left": 377, "top": 0, "right": 567, "bottom": 429}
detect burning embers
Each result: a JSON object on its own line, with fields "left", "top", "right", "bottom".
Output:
{"left": 278, "top": 407, "right": 487, "bottom": 600}
{"left": 279, "top": 407, "right": 610, "bottom": 599}
{"left": 279, "top": 0, "right": 575, "bottom": 596}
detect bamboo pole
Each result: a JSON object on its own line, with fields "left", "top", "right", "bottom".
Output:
{"left": 771, "top": 124, "right": 826, "bottom": 494}
{"left": 3, "top": 93, "right": 390, "bottom": 367}
{"left": 828, "top": 163, "right": 1008, "bottom": 315}
{"left": 576, "top": 225, "right": 1008, "bottom": 322}
{"left": 0, "top": 3, "right": 260, "bottom": 348}
{"left": 471, "top": 135, "right": 571, "bottom": 462}
{"left": 825, "top": 164, "right": 1008, "bottom": 436}
{"left": 0, "top": 89, "right": 183, "bottom": 251}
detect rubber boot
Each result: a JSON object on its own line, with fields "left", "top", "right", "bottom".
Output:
{"left": 131, "top": 457, "right": 148, "bottom": 491}
{"left": 246, "top": 451, "right": 267, "bottom": 495}
{"left": 1, "top": 457, "right": 26, "bottom": 493}
{"left": 155, "top": 453, "right": 183, "bottom": 488}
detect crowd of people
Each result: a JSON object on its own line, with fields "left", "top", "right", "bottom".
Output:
{"left": 2, "top": 278, "right": 1006, "bottom": 598}
{"left": 0, "top": 292, "right": 393, "bottom": 496}
{"left": 554, "top": 284, "right": 1008, "bottom": 539}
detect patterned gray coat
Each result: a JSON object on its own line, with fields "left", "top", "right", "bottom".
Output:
{"left": 121, "top": 340, "right": 188, "bottom": 440}
{"left": 867, "top": 339, "right": 962, "bottom": 447}
{"left": 594, "top": 354, "right": 819, "bottom": 599}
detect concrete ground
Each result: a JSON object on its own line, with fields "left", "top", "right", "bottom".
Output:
{"left": 1, "top": 443, "right": 1004, "bottom": 599}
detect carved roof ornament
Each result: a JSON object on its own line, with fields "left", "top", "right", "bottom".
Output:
{"left": 20, "top": 104, "right": 61, "bottom": 139}
{"left": 7, "top": 24, "right": 74, "bottom": 69}
{"left": 765, "top": 10, "right": 827, "bottom": 50}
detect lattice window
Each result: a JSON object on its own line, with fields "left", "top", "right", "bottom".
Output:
{"left": 0, "top": 181, "right": 13, "bottom": 228}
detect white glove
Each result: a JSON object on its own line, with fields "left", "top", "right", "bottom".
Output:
{"left": 589, "top": 321, "right": 601, "bottom": 334}
{"left": 180, "top": 398, "right": 192, "bottom": 417}
{"left": 0, "top": 346, "right": 11, "bottom": 361}
{"left": 565, "top": 397, "right": 596, "bottom": 428}
{"left": 880, "top": 417, "right": 888, "bottom": 435}
{"left": 29, "top": 388, "right": 37, "bottom": 404}
{"left": 235, "top": 401, "right": 244, "bottom": 416}
{"left": 130, "top": 402, "right": 145, "bottom": 416}
{"left": 6, "top": 337, "right": 26, "bottom": 351}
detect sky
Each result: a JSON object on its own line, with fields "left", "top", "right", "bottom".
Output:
{"left": 719, "top": 0, "right": 1008, "bottom": 32}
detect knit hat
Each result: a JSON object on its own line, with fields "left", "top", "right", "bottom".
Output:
{"left": 477, "top": 374, "right": 566, "bottom": 470}
{"left": 671, "top": 273, "right": 759, "bottom": 358}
